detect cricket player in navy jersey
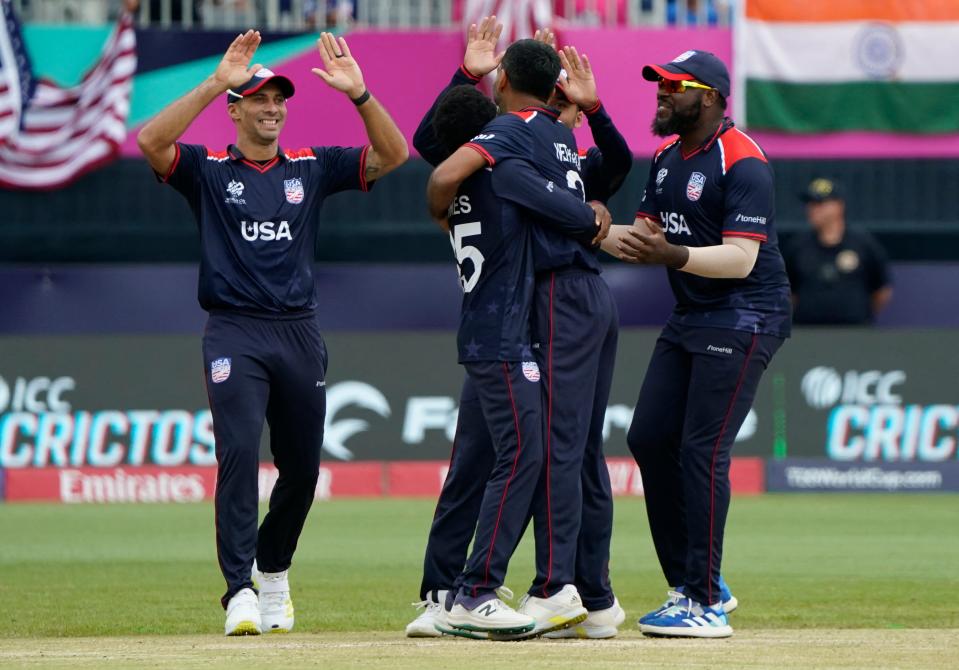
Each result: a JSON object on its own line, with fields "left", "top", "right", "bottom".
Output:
{"left": 136, "top": 30, "right": 407, "bottom": 636}
{"left": 602, "top": 50, "right": 790, "bottom": 638}
{"left": 427, "top": 35, "right": 621, "bottom": 640}
{"left": 407, "top": 18, "right": 630, "bottom": 640}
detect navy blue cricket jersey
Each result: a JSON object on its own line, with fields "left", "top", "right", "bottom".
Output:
{"left": 636, "top": 119, "right": 791, "bottom": 338}
{"left": 465, "top": 107, "right": 602, "bottom": 274}
{"left": 160, "top": 142, "right": 370, "bottom": 313}
{"left": 451, "top": 159, "right": 597, "bottom": 363}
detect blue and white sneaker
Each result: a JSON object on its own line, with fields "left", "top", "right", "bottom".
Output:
{"left": 637, "top": 587, "right": 684, "bottom": 625}
{"left": 638, "top": 577, "right": 737, "bottom": 625}
{"left": 639, "top": 594, "right": 733, "bottom": 638}
{"left": 718, "top": 576, "right": 738, "bottom": 614}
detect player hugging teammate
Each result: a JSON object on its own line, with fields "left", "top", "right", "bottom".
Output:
{"left": 409, "top": 17, "right": 631, "bottom": 640}
{"left": 413, "top": 26, "right": 790, "bottom": 641}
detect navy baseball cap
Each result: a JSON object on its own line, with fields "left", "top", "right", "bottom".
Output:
{"left": 226, "top": 68, "right": 295, "bottom": 104}
{"left": 801, "top": 177, "right": 844, "bottom": 203}
{"left": 642, "top": 50, "right": 730, "bottom": 98}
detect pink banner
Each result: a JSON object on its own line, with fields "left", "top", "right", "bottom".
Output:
{"left": 122, "top": 27, "right": 959, "bottom": 160}
{"left": 2, "top": 457, "right": 763, "bottom": 502}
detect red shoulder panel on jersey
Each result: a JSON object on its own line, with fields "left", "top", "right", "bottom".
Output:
{"left": 509, "top": 110, "right": 538, "bottom": 122}
{"left": 577, "top": 148, "right": 589, "bottom": 157}
{"left": 206, "top": 148, "right": 229, "bottom": 160}
{"left": 653, "top": 137, "right": 679, "bottom": 162}
{"left": 718, "top": 128, "right": 767, "bottom": 174}
{"left": 284, "top": 147, "right": 315, "bottom": 160}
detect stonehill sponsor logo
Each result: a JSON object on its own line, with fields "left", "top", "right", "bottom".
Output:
{"left": 800, "top": 367, "right": 957, "bottom": 463}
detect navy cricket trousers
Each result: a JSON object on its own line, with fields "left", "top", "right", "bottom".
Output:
{"left": 203, "top": 310, "right": 328, "bottom": 609}
{"left": 627, "top": 322, "right": 782, "bottom": 607}
{"left": 418, "top": 376, "right": 495, "bottom": 601}
{"left": 457, "top": 361, "right": 544, "bottom": 599}
{"left": 529, "top": 269, "right": 618, "bottom": 607}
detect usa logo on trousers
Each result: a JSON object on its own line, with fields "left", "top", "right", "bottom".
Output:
{"left": 522, "top": 361, "right": 541, "bottom": 382}
{"left": 211, "top": 357, "right": 232, "bottom": 383}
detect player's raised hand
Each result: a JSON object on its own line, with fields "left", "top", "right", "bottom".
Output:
{"left": 558, "top": 46, "right": 598, "bottom": 111}
{"left": 214, "top": 30, "right": 263, "bottom": 90}
{"left": 312, "top": 32, "right": 366, "bottom": 99}
{"left": 464, "top": 16, "right": 504, "bottom": 77}
{"left": 533, "top": 27, "right": 557, "bottom": 49}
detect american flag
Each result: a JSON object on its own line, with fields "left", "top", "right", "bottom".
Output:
{"left": 0, "top": 2, "right": 135, "bottom": 190}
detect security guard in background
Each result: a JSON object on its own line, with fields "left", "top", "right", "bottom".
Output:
{"left": 784, "top": 178, "right": 893, "bottom": 325}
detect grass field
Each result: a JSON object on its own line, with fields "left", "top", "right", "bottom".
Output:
{"left": 1, "top": 495, "right": 957, "bottom": 668}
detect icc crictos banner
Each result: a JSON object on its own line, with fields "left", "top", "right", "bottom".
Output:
{"left": 1, "top": 330, "right": 957, "bottom": 471}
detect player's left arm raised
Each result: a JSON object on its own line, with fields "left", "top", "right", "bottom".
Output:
{"left": 312, "top": 32, "right": 408, "bottom": 183}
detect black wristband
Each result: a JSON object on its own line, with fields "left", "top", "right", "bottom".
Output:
{"left": 351, "top": 89, "right": 371, "bottom": 106}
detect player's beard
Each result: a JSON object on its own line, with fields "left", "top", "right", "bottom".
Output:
{"left": 651, "top": 98, "right": 703, "bottom": 137}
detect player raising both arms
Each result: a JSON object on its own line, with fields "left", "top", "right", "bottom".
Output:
{"left": 137, "top": 30, "right": 407, "bottom": 636}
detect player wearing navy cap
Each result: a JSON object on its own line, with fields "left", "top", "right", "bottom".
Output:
{"left": 428, "top": 35, "right": 622, "bottom": 640}
{"left": 603, "top": 50, "right": 790, "bottom": 638}
{"left": 407, "top": 20, "right": 630, "bottom": 640}
{"left": 137, "top": 30, "right": 408, "bottom": 636}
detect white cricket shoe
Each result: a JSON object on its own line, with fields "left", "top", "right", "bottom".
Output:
{"left": 447, "top": 595, "right": 535, "bottom": 634}
{"left": 405, "top": 590, "right": 447, "bottom": 638}
{"left": 543, "top": 597, "right": 626, "bottom": 639}
{"left": 252, "top": 562, "right": 294, "bottom": 633}
{"left": 224, "top": 588, "right": 261, "bottom": 636}
{"left": 492, "top": 584, "right": 588, "bottom": 640}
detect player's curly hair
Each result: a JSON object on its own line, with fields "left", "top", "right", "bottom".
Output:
{"left": 501, "top": 39, "right": 561, "bottom": 103}
{"left": 433, "top": 85, "right": 498, "bottom": 157}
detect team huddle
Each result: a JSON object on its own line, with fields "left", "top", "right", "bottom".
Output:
{"left": 138, "top": 16, "right": 790, "bottom": 641}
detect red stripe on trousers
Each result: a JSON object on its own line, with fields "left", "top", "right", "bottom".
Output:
{"left": 477, "top": 363, "right": 524, "bottom": 595}
{"left": 707, "top": 333, "right": 758, "bottom": 605}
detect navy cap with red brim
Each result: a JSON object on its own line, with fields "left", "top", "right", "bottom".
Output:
{"left": 641, "top": 50, "right": 731, "bottom": 98}
{"left": 226, "top": 68, "right": 295, "bottom": 104}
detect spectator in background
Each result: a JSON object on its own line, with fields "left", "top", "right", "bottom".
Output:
{"left": 784, "top": 177, "right": 893, "bottom": 325}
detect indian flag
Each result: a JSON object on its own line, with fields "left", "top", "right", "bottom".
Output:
{"left": 734, "top": 1, "right": 959, "bottom": 133}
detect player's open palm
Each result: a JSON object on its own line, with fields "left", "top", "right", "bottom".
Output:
{"left": 558, "top": 46, "right": 598, "bottom": 111}
{"left": 312, "top": 32, "right": 365, "bottom": 98}
{"left": 464, "top": 15, "right": 504, "bottom": 77}
{"left": 214, "top": 30, "right": 263, "bottom": 89}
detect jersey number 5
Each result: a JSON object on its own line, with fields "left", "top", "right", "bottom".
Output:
{"left": 451, "top": 222, "right": 485, "bottom": 294}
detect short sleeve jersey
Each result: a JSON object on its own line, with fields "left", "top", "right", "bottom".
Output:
{"left": 637, "top": 119, "right": 792, "bottom": 338}
{"left": 161, "top": 142, "right": 370, "bottom": 313}
{"left": 464, "top": 107, "right": 602, "bottom": 274}
{"left": 785, "top": 228, "right": 891, "bottom": 325}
